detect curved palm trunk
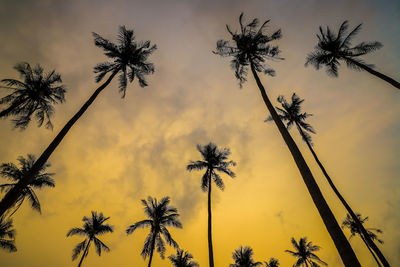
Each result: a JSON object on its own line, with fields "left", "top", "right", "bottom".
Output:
{"left": 78, "top": 239, "right": 91, "bottom": 267}
{"left": 207, "top": 169, "right": 214, "bottom": 267}
{"left": 296, "top": 124, "right": 390, "bottom": 267}
{"left": 0, "top": 71, "right": 118, "bottom": 217}
{"left": 250, "top": 63, "right": 360, "bottom": 267}
{"left": 360, "top": 234, "right": 382, "bottom": 267}
{"left": 148, "top": 234, "right": 157, "bottom": 267}
{"left": 344, "top": 57, "right": 400, "bottom": 90}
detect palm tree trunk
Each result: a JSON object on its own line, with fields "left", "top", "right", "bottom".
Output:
{"left": 360, "top": 234, "right": 382, "bottom": 267}
{"left": 249, "top": 63, "right": 360, "bottom": 267}
{"left": 78, "top": 239, "right": 91, "bottom": 267}
{"left": 296, "top": 124, "right": 390, "bottom": 267}
{"left": 207, "top": 169, "right": 215, "bottom": 267}
{"left": 0, "top": 70, "right": 118, "bottom": 217}
{"left": 148, "top": 235, "right": 156, "bottom": 267}
{"left": 344, "top": 57, "right": 400, "bottom": 90}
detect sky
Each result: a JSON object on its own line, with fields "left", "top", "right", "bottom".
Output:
{"left": 0, "top": 0, "right": 399, "bottom": 266}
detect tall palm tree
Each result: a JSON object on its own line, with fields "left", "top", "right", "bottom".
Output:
{"left": 126, "top": 196, "right": 182, "bottom": 267}
{"left": 168, "top": 249, "right": 199, "bottom": 267}
{"left": 285, "top": 237, "right": 327, "bottom": 267}
{"left": 187, "top": 142, "right": 236, "bottom": 267}
{"left": 229, "top": 246, "right": 262, "bottom": 267}
{"left": 0, "top": 62, "right": 66, "bottom": 129}
{"left": 0, "top": 154, "right": 55, "bottom": 216}
{"left": 305, "top": 20, "right": 400, "bottom": 90}
{"left": 264, "top": 258, "right": 279, "bottom": 267}
{"left": 67, "top": 211, "right": 113, "bottom": 267}
{"left": 267, "top": 93, "right": 390, "bottom": 266}
{"left": 0, "top": 26, "right": 156, "bottom": 217}
{"left": 0, "top": 216, "right": 16, "bottom": 252}
{"left": 214, "top": 13, "right": 360, "bottom": 266}
{"left": 342, "top": 213, "right": 384, "bottom": 267}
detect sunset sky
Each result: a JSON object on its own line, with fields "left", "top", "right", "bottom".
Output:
{"left": 0, "top": 0, "right": 399, "bottom": 266}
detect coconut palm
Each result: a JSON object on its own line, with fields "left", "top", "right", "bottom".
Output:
{"left": 0, "top": 26, "right": 156, "bottom": 217}
{"left": 0, "top": 216, "right": 16, "bottom": 252}
{"left": 0, "top": 62, "right": 66, "bottom": 129}
{"left": 126, "top": 196, "right": 182, "bottom": 267}
{"left": 267, "top": 93, "right": 389, "bottom": 267}
{"left": 168, "top": 249, "right": 199, "bottom": 267}
{"left": 229, "top": 246, "right": 262, "bottom": 267}
{"left": 305, "top": 20, "right": 400, "bottom": 90}
{"left": 264, "top": 258, "right": 279, "bottom": 267}
{"left": 214, "top": 13, "right": 360, "bottom": 266}
{"left": 187, "top": 142, "right": 236, "bottom": 267}
{"left": 67, "top": 211, "right": 113, "bottom": 267}
{"left": 0, "top": 154, "right": 55, "bottom": 216}
{"left": 342, "top": 213, "right": 384, "bottom": 267}
{"left": 285, "top": 237, "right": 327, "bottom": 267}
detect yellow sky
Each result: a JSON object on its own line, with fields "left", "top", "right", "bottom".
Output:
{"left": 0, "top": 0, "right": 399, "bottom": 266}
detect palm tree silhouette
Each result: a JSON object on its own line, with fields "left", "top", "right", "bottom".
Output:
{"left": 305, "top": 20, "right": 400, "bottom": 90}
{"left": 229, "top": 246, "right": 262, "bottom": 267}
{"left": 264, "top": 258, "right": 279, "bottom": 267}
{"left": 285, "top": 237, "right": 327, "bottom": 267}
{"left": 0, "top": 154, "right": 55, "bottom": 216}
{"left": 267, "top": 93, "right": 390, "bottom": 267}
{"left": 126, "top": 196, "right": 182, "bottom": 267}
{"left": 342, "top": 213, "right": 384, "bottom": 267}
{"left": 0, "top": 216, "right": 16, "bottom": 252}
{"left": 214, "top": 13, "right": 360, "bottom": 266}
{"left": 187, "top": 142, "right": 236, "bottom": 267}
{"left": 0, "top": 26, "right": 156, "bottom": 217}
{"left": 0, "top": 62, "right": 66, "bottom": 129}
{"left": 67, "top": 211, "right": 113, "bottom": 267}
{"left": 168, "top": 249, "right": 199, "bottom": 267}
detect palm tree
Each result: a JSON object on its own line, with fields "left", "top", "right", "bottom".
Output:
{"left": 187, "top": 142, "right": 236, "bottom": 267}
{"left": 285, "top": 237, "right": 327, "bottom": 267}
{"left": 342, "top": 213, "right": 384, "bottom": 267}
{"left": 126, "top": 196, "right": 182, "bottom": 267}
{"left": 264, "top": 258, "right": 279, "bottom": 267}
{"left": 214, "top": 13, "right": 360, "bottom": 266}
{"left": 0, "top": 154, "right": 55, "bottom": 216}
{"left": 229, "top": 246, "right": 262, "bottom": 267}
{"left": 0, "top": 26, "right": 156, "bottom": 217}
{"left": 67, "top": 211, "right": 113, "bottom": 267}
{"left": 267, "top": 93, "right": 390, "bottom": 267}
{"left": 168, "top": 249, "right": 199, "bottom": 267}
{"left": 0, "top": 216, "right": 16, "bottom": 252}
{"left": 305, "top": 20, "right": 400, "bottom": 90}
{"left": 0, "top": 62, "right": 66, "bottom": 129}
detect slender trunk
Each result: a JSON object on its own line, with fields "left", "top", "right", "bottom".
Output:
{"left": 250, "top": 63, "right": 360, "bottom": 267}
{"left": 78, "top": 239, "right": 91, "bottom": 267}
{"left": 297, "top": 124, "right": 390, "bottom": 267}
{"left": 147, "top": 234, "right": 156, "bottom": 267}
{"left": 0, "top": 71, "right": 118, "bottom": 217}
{"left": 360, "top": 234, "right": 382, "bottom": 267}
{"left": 207, "top": 169, "right": 214, "bottom": 267}
{"left": 344, "top": 57, "right": 400, "bottom": 90}
{"left": 0, "top": 100, "right": 24, "bottom": 118}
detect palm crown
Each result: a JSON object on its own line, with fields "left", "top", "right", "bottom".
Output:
{"left": 0, "top": 154, "right": 55, "bottom": 215}
{"left": 126, "top": 196, "right": 182, "bottom": 261}
{"left": 266, "top": 93, "right": 315, "bottom": 144}
{"left": 305, "top": 20, "right": 382, "bottom": 77}
{"left": 342, "top": 213, "right": 383, "bottom": 244}
{"left": 0, "top": 62, "right": 66, "bottom": 129}
{"left": 187, "top": 142, "right": 236, "bottom": 191}
{"left": 0, "top": 216, "right": 16, "bottom": 252}
{"left": 93, "top": 25, "right": 157, "bottom": 97}
{"left": 214, "top": 13, "right": 282, "bottom": 87}
{"left": 66, "top": 211, "right": 113, "bottom": 262}
{"left": 264, "top": 258, "right": 280, "bottom": 267}
{"left": 168, "top": 249, "right": 199, "bottom": 267}
{"left": 285, "top": 237, "right": 327, "bottom": 267}
{"left": 229, "top": 246, "right": 262, "bottom": 267}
